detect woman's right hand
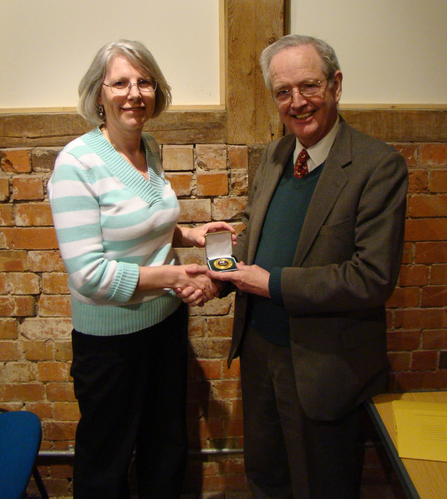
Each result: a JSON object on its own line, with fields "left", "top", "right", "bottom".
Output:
{"left": 136, "top": 264, "right": 217, "bottom": 306}
{"left": 175, "top": 265, "right": 219, "bottom": 306}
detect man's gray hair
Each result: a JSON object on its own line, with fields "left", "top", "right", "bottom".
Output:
{"left": 260, "top": 34, "right": 341, "bottom": 90}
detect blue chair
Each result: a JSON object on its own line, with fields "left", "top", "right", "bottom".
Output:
{"left": 0, "top": 410, "right": 49, "bottom": 499}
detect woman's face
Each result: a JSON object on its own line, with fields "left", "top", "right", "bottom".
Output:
{"left": 98, "top": 55, "right": 156, "bottom": 135}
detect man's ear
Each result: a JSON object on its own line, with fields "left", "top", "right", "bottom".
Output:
{"left": 333, "top": 70, "right": 343, "bottom": 103}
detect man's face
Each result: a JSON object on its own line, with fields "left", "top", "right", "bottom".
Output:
{"left": 269, "top": 44, "right": 342, "bottom": 148}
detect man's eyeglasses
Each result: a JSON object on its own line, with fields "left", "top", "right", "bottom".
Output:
{"left": 102, "top": 79, "right": 158, "bottom": 95}
{"left": 272, "top": 79, "right": 326, "bottom": 104}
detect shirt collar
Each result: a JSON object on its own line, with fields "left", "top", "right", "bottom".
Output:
{"left": 293, "top": 115, "right": 340, "bottom": 172}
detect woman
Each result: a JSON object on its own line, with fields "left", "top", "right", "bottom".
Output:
{"left": 48, "top": 40, "right": 233, "bottom": 499}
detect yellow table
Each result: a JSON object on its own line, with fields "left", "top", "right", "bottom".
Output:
{"left": 367, "top": 391, "right": 447, "bottom": 499}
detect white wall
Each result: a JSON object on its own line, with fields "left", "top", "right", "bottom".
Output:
{"left": 290, "top": 0, "right": 447, "bottom": 105}
{"left": 0, "top": 0, "right": 220, "bottom": 109}
{"left": 1, "top": 0, "right": 446, "bottom": 109}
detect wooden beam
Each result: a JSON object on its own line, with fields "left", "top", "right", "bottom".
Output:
{"left": 225, "top": 0, "right": 285, "bottom": 144}
{"left": 0, "top": 109, "right": 227, "bottom": 148}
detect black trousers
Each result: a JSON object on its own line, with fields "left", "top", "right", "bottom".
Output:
{"left": 70, "top": 303, "right": 188, "bottom": 499}
{"left": 240, "top": 328, "right": 360, "bottom": 499}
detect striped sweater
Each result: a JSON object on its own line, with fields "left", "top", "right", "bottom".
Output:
{"left": 48, "top": 127, "right": 181, "bottom": 336}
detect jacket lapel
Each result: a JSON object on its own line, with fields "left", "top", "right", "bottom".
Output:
{"left": 247, "top": 135, "right": 296, "bottom": 264}
{"left": 293, "top": 121, "right": 352, "bottom": 266}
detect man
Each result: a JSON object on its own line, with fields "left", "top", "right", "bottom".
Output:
{"left": 205, "top": 35, "right": 408, "bottom": 499}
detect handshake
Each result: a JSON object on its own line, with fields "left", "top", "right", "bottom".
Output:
{"left": 172, "top": 221, "right": 271, "bottom": 307}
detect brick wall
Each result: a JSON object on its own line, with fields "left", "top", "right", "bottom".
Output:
{"left": 1, "top": 110, "right": 447, "bottom": 497}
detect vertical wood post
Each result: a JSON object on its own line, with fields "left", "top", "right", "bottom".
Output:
{"left": 225, "top": 0, "right": 285, "bottom": 144}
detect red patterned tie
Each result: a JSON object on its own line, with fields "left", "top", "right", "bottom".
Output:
{"left": 294, "top": 148, "right": 310, "bottom": 178}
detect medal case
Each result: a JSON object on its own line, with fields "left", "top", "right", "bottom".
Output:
{"left": 205, "top": 231, "right": 237, "bottom": 272}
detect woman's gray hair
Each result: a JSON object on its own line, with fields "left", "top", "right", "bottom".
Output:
{"left": 78, "top": 40, "right": 172, "bottom": 126}
{"left": 260, "top": 34, "right": 341, "bottom": 90}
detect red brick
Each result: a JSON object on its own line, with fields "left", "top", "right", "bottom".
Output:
{"left": 231, "top": 398, "right": 243, "bottom": 419}
{"left": 15, "top": 203, "right": 54, "bottom": 226}
{"left": 230, "top": 170, "right": 249, "bottom": 196}
{"left": 391, "top": 144, "right": 417, "bottom": 167}
{"left": 37, "top": 362, "right": 70, "bottom": 382}
{"left": 188, "top": 315, "right": 206, "bottom": 337}
{"left": 202, "top": 474, "right": 246, "bottom": 491}
{"left": 44, "top": 421, "right": 77, "bottom": 441}
{"left": 387, "top": 331, "right": 421, "bottom": 351}
{"left": 165, "top": 172, "right": 193, "bottom": 196}
{"left": 1, "top": 149, "right": 32, "bottom": 173}
{"left": 420, "top": 144, "right": 447, "bottom": 167}
{"left": 39, "top": 295, "right": 71, "bottom": 317}
{"left": 409, "top": 194, "right": 447, "bottom": 217}
{"left": 12, "top": 176, "right": 44, "bottom": 200}
{"left": 422, "top": 330, "right": 447, "bottom": 349}
{"left": 421, "top": 285, "right": 447, "bottom": 307}
{"left": 0, "top": 178, "right": 10, "bottom": 201}
{"left": 28, "top": 250, "right": 65, "bottom": 272}
{"left": 0, "top": 383, "right": 44, "bottom": 402}
{"left": 190, "top": 337, "right": 232, "bottom": 358}
{"left": 0, "top": 295, "right": 35, "bottom": 316}
{"left": 212, "top": 197, "right": 247, "bottom": 221}
{"left": 20, "top": 318, "right": 72, "bottom": 340}
{"left": 9, "top": 272, "right": 40, "bottom": 294}
{"left": 25, "top": 402, "right": 53, "bottom": 420}
{"left": 223, "top": 357, "right": 240, "bottom": 378}
{"left": 54, "top": 341, "right": 72, "bottom": 361}
{"left": 196, "top": 171, "right": 228, "bottom": 196}
{"left": 401, "top": 242, "right": 414, "bottom": 264}
{"left": 395, "top": 370, "right": 447, "bottom": 391}
{"left": 0, "top": 272, "right": 7, "bottom": 294}
{"left": 31, "top": 148, "right": 61, "bottom": 172}
{"left": 0, "top": 204, "right": 14, "bottom": 226}
{"left": 46, "top": 382, "right": 76, "bottom": 402}
{"left": 430, "top": 264, "right": 447, "bottom": 284}
{"left": 225, "top": 419, "right": 244, "bottom": 438}
{"left": 23, "top": 340, "right": 54, "bottom": 361}
{"left": 408, "top": 170, "right": 428, "bottom": 194}
{"left": 206, "top": 316, "right": 233, "bottom": 337}
{"left": 430, "top": 171, "right": 447, "bottom": 193}
{"left": 193, "top": 359, "right": 221, "bottom": 380}
{"left": 405, "top": 219, "right": 447, "bottom": 242}
{"left": 198, "top": 418, "right": 224, "bottom": 440}
{"left": 394, "top": 308, "right": 447, "bottom": 330}
{"left": 53, "top": 402, "right": 81, "bottom": 421}
{"left": 4, "top": 362, "right": 37, "bottom": 382}
{"left": 415, "top": 242, "right": 447, "bottom": 263}
{"left": 229, "top": 145, "right": 248, "bottom": 169}
{"left": 212, "top": 380, "right": 241, "bottom": 399}
{"left": 196, "top": 144, "right": 227, "bottom": 170}
{"left": 387, "top": 352, "right": 411, "bottom": 371}
{"left": 206, "top": 400, "right": 232, "bottom": 419}
{"left": 411, "top": 350, "right": 438, "bottom": 371}
{"left": 42, "top": 273, "right": 69, "bottom": 294}
{"left": 398, "top": 265, "right": 428, "bottom": 286}
{"left": 0, "top": 318, "right": 18, "bottom": 339}
{"left": 386, "top": 287, "right": 419, "bottom": 308}
{"left": 0, "top": 250, "right": 27, "bottom": 271}
{"left": 1, "top": 227, "right": 59, "bottom": 250}
{"left": 162, "top": 145, "right": 194, "bottom": 171}
{"left": 178, "top": 199, "right": 212, "bottom": 223}
{"left": 0, "top": 341, "right": 20, "bottom": 360}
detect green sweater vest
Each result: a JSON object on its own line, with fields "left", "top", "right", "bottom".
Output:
{"left": 250, "top": 156, "right": 323, "bottom": 346}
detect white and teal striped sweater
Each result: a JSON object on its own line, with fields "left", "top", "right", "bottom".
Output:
{"left": 48, "top": 128, "right": 181, "bottom": 336}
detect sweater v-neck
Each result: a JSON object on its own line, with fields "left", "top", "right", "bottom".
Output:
{"left": 84, "top": 128, "right": 165, "bottom": 205}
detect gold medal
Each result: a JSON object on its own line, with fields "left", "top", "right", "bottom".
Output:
{"left": 214, "top": 258, "right": 232, "bottom": 270}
